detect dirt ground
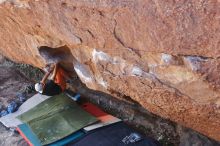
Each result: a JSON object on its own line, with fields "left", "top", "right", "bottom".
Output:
{"left": 0, "top": 59, "right": 32, "bottom": 146}
{"left": 0, "top": 56, "right": 219, "bottom": 146}
{"left": 0, "top": 67, "right": 30, "bottom": 105}
{"left": 0, "top": 122, "right": 28, "bottom": 146}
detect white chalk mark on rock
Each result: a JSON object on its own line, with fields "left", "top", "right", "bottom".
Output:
{"left": 92, "top": 49, "right": 111, "bottom": 63}
{"left": 161, "top": 53, "right": 173, "bottom": 64}
{"left": 0, "top": 0, "right": 30, "bottom": 8}
{"left": 184, "top": 56, "right": 206, "bottom": 71}
{"left": 96, "top": 76, "right": 108, "bottom": 88}
{"left": 74, "top": 62, "right": 93, "bottom": 83}
{"left": 131, "top": 66, "right": 143, "bottom": 76}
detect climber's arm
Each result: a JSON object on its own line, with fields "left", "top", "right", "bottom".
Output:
{"left": 40, "top": 71, "right": 51, "bottom": 85}
{"left": 40, "top": 64, "right": 55, "bottom": 84}
{"left": 51, "top": 63, "right": 58, "bottom": 80}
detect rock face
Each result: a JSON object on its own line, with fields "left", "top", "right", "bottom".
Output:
{"left": 0, "top": 0, "right": 220, "bottom": 141}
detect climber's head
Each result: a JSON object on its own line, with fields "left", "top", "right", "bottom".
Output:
{"left": 35, "top": 83, "right": 44, "bottom": 93}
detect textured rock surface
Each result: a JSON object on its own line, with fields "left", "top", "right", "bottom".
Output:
{"left": 0, "top": 0, "right": 220, "bottom": 141}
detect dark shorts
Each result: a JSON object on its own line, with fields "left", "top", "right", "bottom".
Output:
{"left": 42, "top": 80, "right": 62, "bottom": 96}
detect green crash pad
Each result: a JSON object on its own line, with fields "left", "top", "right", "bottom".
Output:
{"left": 17, "top": 93, "right": 97, "bottom": 145}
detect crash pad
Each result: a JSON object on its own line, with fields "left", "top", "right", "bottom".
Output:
{"left": 17, "top": 123, "right": 85, "bottom": 146}
{"left": 17, "top": 124, "right": 41, "bottom": 146}
{"left": 70, "top": 122, "right": 161, "bottom": 146}
{"left": 49, "top": 131, "right": 84, "bottom": 146}
{"left": 0, "top": 94, "right": 50, "bottom": 128}
{"left": 81, "top": 103, "right": 121, "bottom": 131}
{"left": 17, "top": 93, "right": 97, "bottom": 145}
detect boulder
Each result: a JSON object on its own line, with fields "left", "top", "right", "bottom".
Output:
{"left": 0, "top": 0, "right": 219, "bottom": 141}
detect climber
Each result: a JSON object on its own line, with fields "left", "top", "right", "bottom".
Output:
{"left": 35, "top": 63, "right": 69, "bottom": 96}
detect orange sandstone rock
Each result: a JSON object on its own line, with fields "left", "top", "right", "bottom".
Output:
{"left": 0, "top": 0, "right": 219, "bottom": 141}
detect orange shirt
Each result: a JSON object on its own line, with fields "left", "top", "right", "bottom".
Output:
{"left": 54, "top": 67, "right": 68, "bottom": 91}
